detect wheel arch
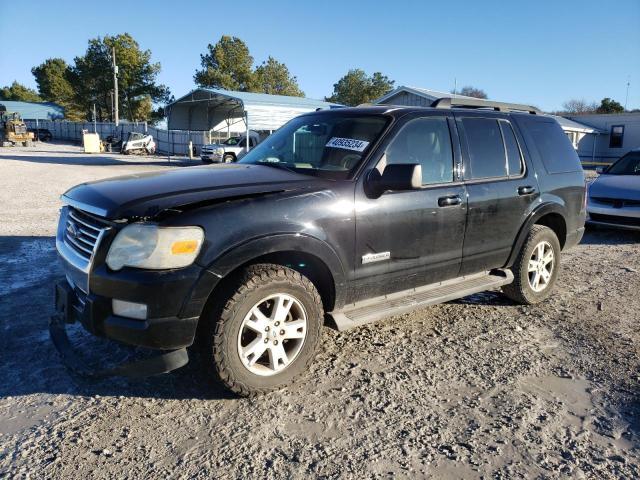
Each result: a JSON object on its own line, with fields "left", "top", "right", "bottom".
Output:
{"left": 506, "top": 203, "right": 568, "bottom": 268}
{"left": 199, "top": 234, "right": 347, "bottom": 315}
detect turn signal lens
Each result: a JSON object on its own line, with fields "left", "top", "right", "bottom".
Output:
{"left": 171, "top": 240, "right": 199, "bottom": 255}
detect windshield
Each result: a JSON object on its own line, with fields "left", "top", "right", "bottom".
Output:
{"left": 606, "top": 152, "right": 640, "bottom": 175}
{"left": 223, "top": 137, "right": 240, "bottom": 145}
{"left": 238, "top": 113, "right": 389, "bottom": 179}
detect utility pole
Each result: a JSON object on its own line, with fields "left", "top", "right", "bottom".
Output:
{"left": 624, "top": 76, "right": 630, "bottom": 111}
{"left": 112, "top": 47, "right": 119, "bottom": 127}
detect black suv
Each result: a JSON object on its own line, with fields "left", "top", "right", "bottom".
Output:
{"left": 51, "top": 99, "right": 586, "bottom": 395}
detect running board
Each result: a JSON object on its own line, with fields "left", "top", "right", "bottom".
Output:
{"left": 329, "top": 270, "right": 513, "bottom": 331}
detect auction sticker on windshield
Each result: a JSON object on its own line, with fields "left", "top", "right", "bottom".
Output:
{"left": 326, "top": 137, "right": 370, "bottom": 152}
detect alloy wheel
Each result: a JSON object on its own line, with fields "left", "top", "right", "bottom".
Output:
{"left": 237, "top": 293, "right": 307, "bottom": 376}
{"left": 527, "top": 241, "right": 554, "bottom": 292}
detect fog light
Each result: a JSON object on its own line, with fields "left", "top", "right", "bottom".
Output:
{"left": 112, "top": 299, "right": 148, "bottom": 320}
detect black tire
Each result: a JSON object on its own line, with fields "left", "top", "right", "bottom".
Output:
{"left": 201, "top": 264, "right": 324, "bottom": 396}
{"left": 223, "top": 153, "right": 235, "bottom": 163}
{"left": 502, "top": 225, "right": 561, "bottom": 304}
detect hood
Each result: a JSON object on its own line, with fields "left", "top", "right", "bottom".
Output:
{"left": 589, "top": 174, "right": 640, "bottom": 201}
{"left": 63, "top": 164, "right": 320, "bottom": 219}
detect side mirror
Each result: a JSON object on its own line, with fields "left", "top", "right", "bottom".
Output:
{"left": 595, "top": 166, "right": 605, "bottom": 174}
{"left": 365, "top": 163, "right": 422, "bottom": 197}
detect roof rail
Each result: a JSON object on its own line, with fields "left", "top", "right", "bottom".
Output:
{"left": 431, "top": 97, "right": 541, "bottom": 114}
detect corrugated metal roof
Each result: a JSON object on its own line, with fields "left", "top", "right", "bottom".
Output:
{"left": 170, "top": 88, "right": 339, "bottom": 110}
{"left": 0, "top": 100, "right": 64, "bottom": 120}
{"left": 167, "top": 88, "right": 340, "bottom": 131}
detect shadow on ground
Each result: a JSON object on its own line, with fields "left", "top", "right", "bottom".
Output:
{"left": 0, "top": 235, "right": 232, "bottom": 401}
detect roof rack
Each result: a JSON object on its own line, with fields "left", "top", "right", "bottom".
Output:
{"left": 431, "top": 97, "right": 541, "bottom": 114}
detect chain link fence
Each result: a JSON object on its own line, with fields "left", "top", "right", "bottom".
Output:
{"left": 23, "top": 120, "right": 231, "bottom": 156}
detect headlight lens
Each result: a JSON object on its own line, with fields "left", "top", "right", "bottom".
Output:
{"left": 106, "top": 224, "right": 204, "bottom": 271}
{"left": 215, "top": 147, "right": 224, "bottom": 155}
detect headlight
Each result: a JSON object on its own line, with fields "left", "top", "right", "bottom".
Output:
{"left": 214, "top": 147, "right": 224, "bottom": 155}
{"left": 106, "top": 224, "right": 204, "bottom": 271}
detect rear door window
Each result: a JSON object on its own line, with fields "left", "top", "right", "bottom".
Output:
{"left": 461, "top": 118, "right": 507, "bottom": 179}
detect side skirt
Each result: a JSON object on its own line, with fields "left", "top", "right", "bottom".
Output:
{"left": 329, "top": 269, "right": 513, "bottom": 331}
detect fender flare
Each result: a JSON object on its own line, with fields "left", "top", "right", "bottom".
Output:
{"left": 183, "top": 234, "right": 348, "bottom": 317}
{"left": 505, "top": 202, "right": 567, "bottom": 268}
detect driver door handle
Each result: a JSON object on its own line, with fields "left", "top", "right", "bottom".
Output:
{"left": 438, "top": 195, "right": 462, "bottom": 207}
{"left": 518, "top": 186, "right": 536, "bottom": 196}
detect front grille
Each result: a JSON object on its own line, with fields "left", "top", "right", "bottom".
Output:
{"left": 590, "top": 213, "right": 640, "bottom": 227}
{"left": 63, "top": 208, "right": 109, "bottom": 260}
{"left": 591, "top": 197, "right": 640, "bottom": 207}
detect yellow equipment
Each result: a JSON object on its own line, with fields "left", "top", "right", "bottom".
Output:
{"left": 0, "top": 106, "right": 34, "bottom": 147}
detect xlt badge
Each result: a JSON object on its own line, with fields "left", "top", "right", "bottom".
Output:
{"left": 362, "top": 252, "right": 391, "bottom": 264}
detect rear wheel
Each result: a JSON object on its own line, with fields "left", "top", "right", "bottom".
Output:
{"left": 502, "top": 225, "right": 561, "bottom": 304}
{"left": 202, "top": 264, "right": 323, "bottom": 396}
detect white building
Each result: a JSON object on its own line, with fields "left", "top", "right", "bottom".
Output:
{"left": 566, "top": 113, "right": 640, "bottom": 167}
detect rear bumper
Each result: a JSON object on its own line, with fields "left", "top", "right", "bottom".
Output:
{"left": 565, "top": 226, "right": 585, "bottom": 249}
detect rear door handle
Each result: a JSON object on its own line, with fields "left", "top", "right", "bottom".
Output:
{"left": 438, "top": 195, "right": 462, "bottom": 207}
{"left": 518, "top": 186, "right": 536, "bottom": 196}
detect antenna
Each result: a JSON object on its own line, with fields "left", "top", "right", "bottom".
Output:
{"left": 624, "top": 76, "right": 630, "bottom": 111}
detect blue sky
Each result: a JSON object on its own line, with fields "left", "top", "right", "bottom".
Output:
{"left": 1, "top": 0, "right": 639, "bottom": 111}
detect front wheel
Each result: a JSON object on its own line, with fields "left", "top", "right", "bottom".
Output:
{"left": 202, "top": 264, "right": 324, "bottom": 396}
{"left": 223, "top": 153, "right": 235, "bottom": 163}
{"left": 502, "top": 225, "right": 561, "bottom": 304}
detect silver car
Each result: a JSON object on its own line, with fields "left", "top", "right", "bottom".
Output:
{"left": 587, "top": 149, "right": 640, "bottom": 230}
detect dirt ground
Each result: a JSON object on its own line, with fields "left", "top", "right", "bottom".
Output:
{"left": 1, "top": 142, "right": 639, "bottom": 479}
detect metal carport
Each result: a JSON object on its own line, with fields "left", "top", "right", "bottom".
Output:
{"left": 166, "top": 88, "right": 340, "bottom": 146}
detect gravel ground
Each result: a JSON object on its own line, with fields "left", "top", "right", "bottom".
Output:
{"left": 1, "top": 142, "right": 639, "bottom": 479}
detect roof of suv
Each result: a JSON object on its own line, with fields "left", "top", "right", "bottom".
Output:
{"left": 311, "top": 105, "right": 542, "bottom": 119}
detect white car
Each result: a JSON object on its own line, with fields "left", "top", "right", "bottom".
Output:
{"left": 587, "top": 149, "right": 640, "bottom": 231}
{"left": 201, "top": 132, "right": 260, "bottom": 164}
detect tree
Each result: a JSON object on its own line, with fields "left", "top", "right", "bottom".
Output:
{"left": 561, "top": 99, "right": 598, "bottom": 115}
{"left": 597, "top": 97, "right": 624, "bottom": 114}
{"left": 194, "top": 36, "right": 255, "bottom": 91}
{"left": 31, "top": 58, "right": 84, "bottom": 120}
{"left": 326, "top": 69, "right": 395, "bottom": 106}
{"left": 455, "top": 86, "right": 488, "bottom": 99}
{"left": 70, "top": 33, "right": 170, "bottom": 121}
{"left": 253, "top": 57, "right": 304, "bottom": 97}
{"left": 0, "top": 81, "right": 41, "bottom": 102}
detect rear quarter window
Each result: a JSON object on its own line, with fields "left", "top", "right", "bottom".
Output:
{"left": 520, "top": 118, "right": 582, "bottom": 174}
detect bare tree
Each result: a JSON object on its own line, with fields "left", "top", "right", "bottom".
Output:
{"left": 453, "top": 86, "right": 488, "bottom": 99}
{"left": 561, "top": 99, "right": 598, "bottom": 115}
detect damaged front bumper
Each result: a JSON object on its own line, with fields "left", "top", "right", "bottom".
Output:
{"left": 50, "top": 280, "right": 191, "bottom": 378}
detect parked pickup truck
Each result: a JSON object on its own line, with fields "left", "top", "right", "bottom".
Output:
{"left": 200, "top": 131, "right": 260, "bottom": 163}
{"left": 51, "top": 99, "right": 586, "bottom": 396}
